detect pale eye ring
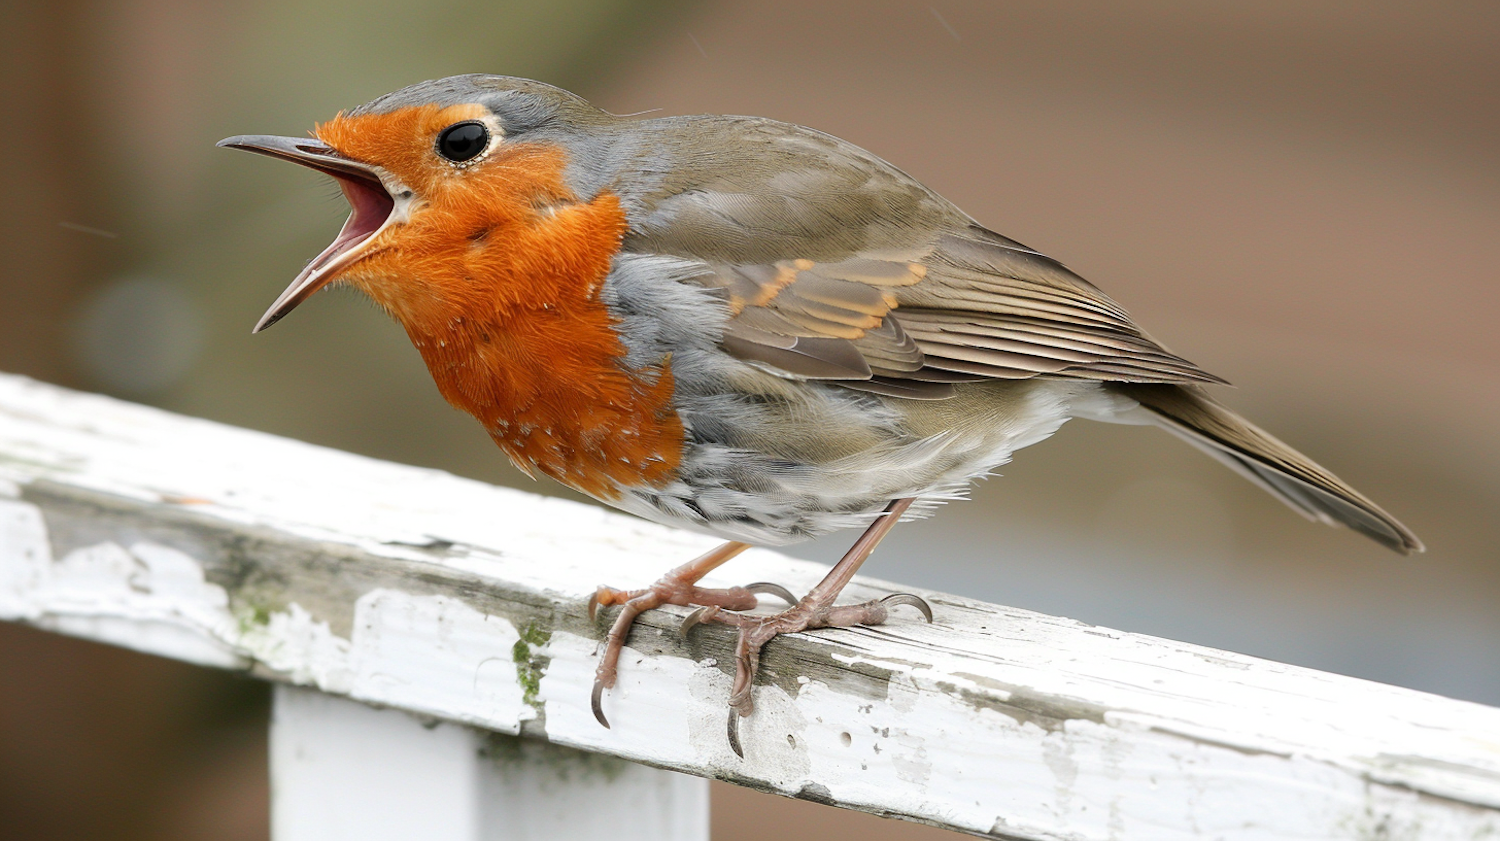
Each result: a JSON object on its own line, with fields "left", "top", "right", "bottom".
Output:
{"left": 435, "top": 122, "right": 489, "bottom": 164}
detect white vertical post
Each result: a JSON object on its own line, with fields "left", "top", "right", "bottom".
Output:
{"left": 270, "top": 685, "right": 709, "bottom": 841}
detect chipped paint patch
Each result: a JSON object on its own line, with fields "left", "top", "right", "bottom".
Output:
{"left": 345, "top": 591, "right": 528, "bottom": 731}
{"left": 0, "top": 496, "right": 245, "bottom": 667}
{"left": 241, "top": 602, "right": 353, "bottom": 691}
{"left": 240, "top": 590, "right": 533, "bottom": 735}
{"left": 0, "top": 497, "right": 50, "bottom": 618}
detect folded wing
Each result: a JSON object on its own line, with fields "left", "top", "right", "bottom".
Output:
{"left": 692, "top": 223, "right": 1223, "bottom": 398}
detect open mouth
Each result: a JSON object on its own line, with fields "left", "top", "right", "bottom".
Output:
{"left": 307, "top": 172, "right": 393, "bottom": 285}
{"left": 217, "top": 135, "right": 398, "bottom": 332}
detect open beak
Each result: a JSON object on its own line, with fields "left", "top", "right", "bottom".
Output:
{"left": 217, "top": 135, "right": 396, "bottom": 332}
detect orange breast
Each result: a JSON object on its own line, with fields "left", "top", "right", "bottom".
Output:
{"left": 318, "top": 110, "right": 684, "bottom": 499}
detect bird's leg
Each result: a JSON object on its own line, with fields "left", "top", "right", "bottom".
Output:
{"left": 590, "top": 540, "right": 799, "bottom": 727}
{"left": 679, "top": 498, "right": 932, "bottom": 756}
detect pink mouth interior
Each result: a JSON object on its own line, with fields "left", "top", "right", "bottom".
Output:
{"left": 305, "top": 173, "right": 395, "bottom": 276}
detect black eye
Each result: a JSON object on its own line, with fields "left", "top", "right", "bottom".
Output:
{"left": 436, "top": 122, "right": 489, "bottom": 163}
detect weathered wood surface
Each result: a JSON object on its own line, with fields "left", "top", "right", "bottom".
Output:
{"left": 1, "top": 371, "right": 1498, "bottom": 840}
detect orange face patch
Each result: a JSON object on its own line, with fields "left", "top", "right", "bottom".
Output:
{"left": 313, "top": 105, "right": 684, "bottom": 499}
{"left": 317, "top": 103, "right": 493, "bottom": 196}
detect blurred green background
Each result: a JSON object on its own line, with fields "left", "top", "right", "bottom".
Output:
{"left": 3, "top": 1, "right": 1497, "bottom": 839}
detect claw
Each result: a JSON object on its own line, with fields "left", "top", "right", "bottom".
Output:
{"left": 584, "top": 506, "right": 917, "bottom": 754}
{"left": 679, "top": 605, "right": 717, "bottom": 639}
{"left": 727, "top": 706, "right": 744, "bottom": 758}
{"left": 880, "top": 593, "right": 934, "bottom": 623}
{"left": 745, "top": 582, "right": 798, "bottom": 606}
{"left": 591, "top": 679, "right": 610, "bottom": 729}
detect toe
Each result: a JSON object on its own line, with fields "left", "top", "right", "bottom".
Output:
{"left": 679, "top": 605, "right": 718, "bottom": 638}
{"left": 881, "top": 593, "right": 934, "bottom": 623}
{"left": 745, "top": 581, "right": 799, "bottom": 606}
{"left": 727, "top": 707, "right": 744, "bottom": 758}
{"left": 591, "top": 679, "right": 610, "bottom": 729}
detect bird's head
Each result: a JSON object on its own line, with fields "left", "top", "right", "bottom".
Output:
{"left": 219, "top": 75, "right": 621, "bottom": 334}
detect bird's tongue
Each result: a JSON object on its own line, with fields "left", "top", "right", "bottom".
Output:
{"left": 215, "top": 134, "right": 400, "bottom": 332}
{"left": 253, "top": 171, "right": 394, "bottom": 332}
{"left": 306, "top": 174, "right": 394, "bottom": 277}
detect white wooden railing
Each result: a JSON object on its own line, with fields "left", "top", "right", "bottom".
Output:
{"left": 1, "top": 372, "right": 1498, "bottom": 840}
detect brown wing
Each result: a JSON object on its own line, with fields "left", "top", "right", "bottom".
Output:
{"left": 694, "top": 224, "right": 1223, "bottom": 399}
{"left": 611, "top": 115, "right": 1220, "bottom": 397}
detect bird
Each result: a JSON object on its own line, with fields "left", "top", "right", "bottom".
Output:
{"left": 219, "top": 74, "right": 1421, "bottom": 756}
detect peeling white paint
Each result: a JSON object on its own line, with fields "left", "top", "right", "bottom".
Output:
{"left": 239, "top": 591, "right": 532, "bottom": 733}
{"left": 346, "top": 591, "right": 528, "bottom": 731}
{"left": 241, "top": 603, "right": 354, "bottom": 691}
{"left": 0, "top": 497, "right": 49, "bottom": 618}
{"left": 0, "top": 495, "right": 245, "bottom": 667}
{"left": 2, "top": 372, "right": 1500, "bottom": 839}
{"left": 41, "top": 540, "right": 245, "bottom": 668}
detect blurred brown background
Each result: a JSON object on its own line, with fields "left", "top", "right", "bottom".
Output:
{"left": 2, "top": 1, "right": 1496, "bottom": 839}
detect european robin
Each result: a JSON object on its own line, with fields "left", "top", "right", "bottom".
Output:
{"left": 220, "top": 75, "right": 1421, "bottom": 755}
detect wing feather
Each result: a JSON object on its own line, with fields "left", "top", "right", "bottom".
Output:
{"left": 689, "top": 228, "right": 1224, "bottom": 388}
{"left": 612, "top": 118, "right": 1221, "bottom": 391}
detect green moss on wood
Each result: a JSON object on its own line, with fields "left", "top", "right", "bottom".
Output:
{"left": 511, "top": 621, "right": 552, "bottom": 714}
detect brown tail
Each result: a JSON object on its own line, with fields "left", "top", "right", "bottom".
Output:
{"left": 1115, "top": 383, "right": 1423, "bottom": 554}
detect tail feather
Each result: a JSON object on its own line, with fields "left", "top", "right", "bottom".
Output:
{"left": 1115, "top": 383, "right": 1423, "bottom": 554}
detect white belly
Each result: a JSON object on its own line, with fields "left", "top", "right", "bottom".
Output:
{"left": 611, "top": 376, "right": 1102, "bottom": 547}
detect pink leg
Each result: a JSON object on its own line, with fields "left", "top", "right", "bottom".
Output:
{"left": 589, "top": 540, "right": 797, "bottom": 727}
{"left": 679, "top": 499, "right": 932, "bottom": 756}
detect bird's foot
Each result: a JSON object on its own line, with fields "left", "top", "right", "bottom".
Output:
{"left": 587, "top": 540, "right": 778, "bottom": 727}
{"left": 680, "top": 591, "right": 932, "bottom": 757}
